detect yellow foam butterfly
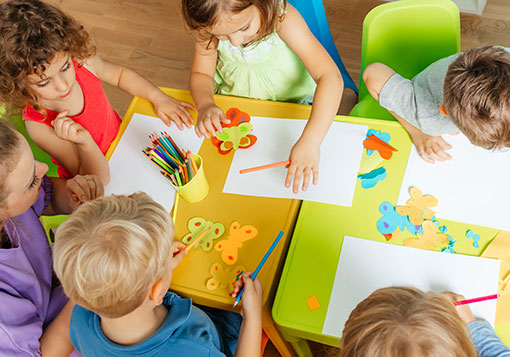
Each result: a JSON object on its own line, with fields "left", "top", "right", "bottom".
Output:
{"left": 214, "top": 222, "right": 258, "bottom": 265}
{"left": 206, "top": 262, "right": 245, "bottom": 292}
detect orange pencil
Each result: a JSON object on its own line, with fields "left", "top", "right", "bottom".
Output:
{"left": 240, "top": 160, "right": 291, "bottom": 174}
{"left": 188, "top": 150, "right": 198, "bottom": 175}
{"left": 185, "top": 226, "right": 212, "bottom": 252}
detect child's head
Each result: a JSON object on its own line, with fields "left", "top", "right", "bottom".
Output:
{"left": 181, "top": 0, "right": 284, "bottom": 47}
{"left": 444, "top": 46, "right": 510, "bottom": 149}
{"left": 339, "top": 286, "right": 477, "bottom": 357}
{"left": 0, "top": 0, "right": 95, "bottom": 111}
{"left": 53, "top": 193, "right": 175, "bottom": 318}
{"left": 0, "top": 120, "right": 48, "bottom": 222}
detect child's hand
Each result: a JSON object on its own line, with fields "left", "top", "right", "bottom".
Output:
{"left": 171, "top": 241, "right": 187, "bottom": 267}
{"left": 195, "top": 104, "right": 231, "bottom": 138}
{"left": 285, "top": 138, "right": 320, "bottom": 193}
{"left": 51, "top": 110, "right": 92, "bottom": 145}
{"left": 152, "top": 93, "right": 195, "bottom": 130}
{"left": 66, "top": 175, "right": 104, "bottom": 209}
{"left": 441, "top": 291, "right": 476, "bottom": 325}
{"left": 410, "top": 130, "right": 452, "bottom": 164}
{"left": 230, "top": 272, "right": 263, "bottom": 319}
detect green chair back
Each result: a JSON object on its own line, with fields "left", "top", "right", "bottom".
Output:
{"left": 350, "top": 0, "right": 460, "bottom": 120}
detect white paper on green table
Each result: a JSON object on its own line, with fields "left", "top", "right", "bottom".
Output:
{"left": 397, "top": 133, "right": 510, "bottom": 230}
{"left": 222, "top": 117, "right": 368, "bottom": 206}
{"left": 106, "top": 113, "right": 204, "bottom": 212}
{"left": 322, "top": 236, "right": 500, "bottom": 337}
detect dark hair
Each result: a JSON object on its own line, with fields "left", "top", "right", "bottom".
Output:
{"left": 0, "top": 0, "right": 95, "bottom": 112}
{"left": 444, "top": 46, "right": 510, "bottom": 149}
{"left": 181, "top": 0, "right": 285, "bottom": 47}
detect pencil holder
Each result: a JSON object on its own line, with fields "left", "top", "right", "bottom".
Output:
{"left": 171, "top": 153, "right": 209, "bottom": 203}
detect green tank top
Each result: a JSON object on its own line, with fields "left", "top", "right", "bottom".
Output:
{"left": 214, "top": 31, "right": 317, "bottom": 104}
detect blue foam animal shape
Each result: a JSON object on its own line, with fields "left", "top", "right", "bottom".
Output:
{"left": 366, "top": 129, "right": 391, "bottom": 156}
{"left": 466, "top": 229, "right": 480, "bottom": 248}
{"left": 377, "top": 201, "right": 423, "bottom": 235}
{"left": 358, "top": 167, "right": 387, "bottom": 189}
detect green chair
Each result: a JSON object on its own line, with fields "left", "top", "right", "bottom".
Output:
{"left": 349, "top": 0, "right": 460, "bottom": 121}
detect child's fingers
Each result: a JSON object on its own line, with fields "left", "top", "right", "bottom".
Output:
{"left": 159, "top": 112, "right": 174, "bottom": 128}
{"left": 292, "top": 167, "right": 303, "bottom": 194}
{"left": 219, "top": 112, "right": 230, "bottom": 125}
{"left": 416, "top": 146, "right": 435, "bottom": 164}
{"left": 285, "top": 162, "right": 296, "bottom": 188}
{"left": 177, "top": 108, "right": 193, "bottom": 128}
{"left": 312, "top": 167, "right": 319, "bottom": 185}
{"left": 172, "top": 249, "right": 187, "bottom": 266}
{"left": 301, "top": 167, "right": 312, "bottom": 191}
{"left": 172, "top": 241, "right": 187, "bottom": 250}
{"left": 203, "top": 120, "right": 217, "bottom": 138}
{"left": 211, "top": 114, "right": 223, "bottom": 133}
{"left": 180, "top": 101, "right": 196, "bottom": 111}
{"left": 169, "top": 113, "right": 184, "bottom": 130}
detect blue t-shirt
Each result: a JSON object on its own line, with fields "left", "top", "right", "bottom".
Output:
{"left": 70, "top": 292, "right": 240, "bottom": 356}
{"left": 468, "top": 320, "right": 510, "bottom": 356}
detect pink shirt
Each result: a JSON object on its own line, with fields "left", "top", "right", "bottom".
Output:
{"left": 23, "top": 60, "right": 121, "bottom": 178}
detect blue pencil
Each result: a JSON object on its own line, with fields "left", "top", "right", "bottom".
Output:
{"left": 232, "top": 231, "right": 284, "bottom": 308}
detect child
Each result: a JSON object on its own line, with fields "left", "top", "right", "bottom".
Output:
{"left": 340, "top": 286, "right": 510, "bottom": 357}
{"left": 181, "top": 0, "right": 344, "bottom": 193}
{"left": 363, "top": 46, "right": 510, "bottom": 164}
{"left": 0, "top": 0, "right": 195, "bottom": 184}
{"left": 0, "top": 119, "right": 104, "bottom": 356}
{"left": 53, "top": 192, "right": 263, "bottom": 357}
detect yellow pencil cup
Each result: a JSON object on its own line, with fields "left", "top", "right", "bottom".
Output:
{"left": 171, "top": 153, "right": 209, "bottom": 203}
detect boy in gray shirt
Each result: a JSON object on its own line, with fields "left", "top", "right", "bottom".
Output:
{"left": 363, "top": 46, "right": 510, "bottom": 163}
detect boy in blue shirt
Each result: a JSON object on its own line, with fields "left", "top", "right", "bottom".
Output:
{"left": 363, "top": 46, "right": 510, "bottom": 163}
{"left": 53, "top": 193, "right": 262, "bottom": 356}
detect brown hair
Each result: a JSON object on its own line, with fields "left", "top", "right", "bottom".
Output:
{"left": 0, "top": 120, "right": 21, "bottom": 212}
{"left": 181, "top": 0, "right": 285, "bottom": 47}
{"left": 0, "top": 0, "right": 95, "bottom": 112}
{"left": 339, "top": 287, "right": 477, "bottom": 357}
{"left": 53, "top": 193, "right": 174, "bottom": 318}
{"left": 444, "top": 46, "right": 510, "bottom": 149}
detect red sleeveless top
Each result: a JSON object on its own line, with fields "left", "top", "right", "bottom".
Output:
{"left": 23, "top": 60, "right": 121, "bottom": 178}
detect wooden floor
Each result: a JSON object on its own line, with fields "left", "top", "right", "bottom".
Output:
{"left": 46, "top": 0, "right": 510, "bottom": 355}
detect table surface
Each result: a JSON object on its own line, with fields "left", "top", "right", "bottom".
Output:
{"left": 107, "top": 87, "right": 310, "bottom": 312}
{"left": 272, "top": 116, "right": 510, "bottom": 346}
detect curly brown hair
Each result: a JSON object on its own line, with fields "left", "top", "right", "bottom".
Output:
{"left": 0, "top": 0, "right": 95, "bottom": 113}
{"left": 181, "top": 0, "right": 285, "bottom": 48}
{"left": 444, "top": 46, "right": 510, "bottom": 149}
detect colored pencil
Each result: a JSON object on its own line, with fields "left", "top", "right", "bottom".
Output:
{"left": 233, "top": 231, "right": 285, "bottom": 307}
{"left": 239, "top": 160, "right": 291, "bottom": 174}
{"left": 188, "top": 150, "right": 198, "bottom": 175}
{"left": 368, "top": 134, "right": 398, "bottom": 152}
{"left": 454, "top": 294, "right": 499, "bottom": 306}
{"left": 163, "top": 132, "right": 185, "bottom": 160}
{"left": 185, "top": 226, "right": 212, "bottom": 252}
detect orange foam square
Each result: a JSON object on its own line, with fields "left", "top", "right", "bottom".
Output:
{"left": 305, "top": 295, "right": 321, "bottom": 311}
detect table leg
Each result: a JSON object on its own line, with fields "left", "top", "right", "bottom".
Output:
{"left": 279, "top": 328, "right": 313, "bottom": 357}
{"left": 262, "top": 309, "right": 297, "bottom": 357}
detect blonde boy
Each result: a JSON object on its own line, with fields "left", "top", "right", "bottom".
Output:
{"left": 53, "top": 193, "right": 262, "bottom": 357}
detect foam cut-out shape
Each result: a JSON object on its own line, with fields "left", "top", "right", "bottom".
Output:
{"left": 215, "top": 222, "right": 258, "bottom": 265}
{"left": 403, "top": 221, "right": 449, "bottom": 251}
{"left": 206, "top": 262, "right": 245, "bottom": 292}
{"left": 365, "top": 129, "right": 392, "bottom": 156}
{"left": 466, "top": 229, "right": 481, "bottom": 248}
{"left": 396, "top": 187, "right": 438, "bottom": 225}
{"left": 211, "top": 108, "right": 257, "bottom": 154}
{"left": 363, "top": 130, "right": 397, "bottom": 160}
{"left": 182, "top": 217, "right": 225, "bottom": 251}
{"left": 481, "top": 230, "right": 510, "bottom": 324}
{"left": 358, "top": 150, "right": 383, "bottom": 175}
{"left": 358, "top": 167, "right": 387, "bottom": 189}
{"left": 441, "top": 235, "right": 457, "bottom": 254}
{"left": 377, "top": 201, "right": 423, "bottom": 238}
{"left": 305, "top": 295, "right": 321, "bottom": 311}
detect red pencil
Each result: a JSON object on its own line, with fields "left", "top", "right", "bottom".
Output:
{"left": 454, "top": 294, "right": 499, "bottom": 306}
{"left": 239, "top": 160, "right": 291, "bottom": 174}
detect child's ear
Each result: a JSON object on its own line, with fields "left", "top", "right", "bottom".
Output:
{"left": 150, "top": 278, "right": 164, "bottom": 305}
{"left": 439, "top": 104, "right": 448, "bottom": 117}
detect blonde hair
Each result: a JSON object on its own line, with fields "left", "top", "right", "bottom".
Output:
{"left": 53, "top": 193, "right": 174, "bottom": 318}
{"left": 444, "top": 46, "right": 510, "bottom": 149}
{"left": 339, "top": 287, "right": 477, "bottom": 357}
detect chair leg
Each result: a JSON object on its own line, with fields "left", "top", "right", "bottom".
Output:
{"left": 262, "top": 321, "right": 297, "bottom": 357}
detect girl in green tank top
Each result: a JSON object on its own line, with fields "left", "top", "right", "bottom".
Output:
{"left": 182, "top": 0, "right": 344, "bottom": 193}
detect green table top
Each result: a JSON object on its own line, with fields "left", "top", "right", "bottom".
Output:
{"left": 272, "top": 115, "right": 510, "bottom": 346}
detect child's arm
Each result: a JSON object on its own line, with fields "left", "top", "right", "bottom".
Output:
{"left": 363, "top": 63, "right": 453, "bottom": 164}
{"left": 25, "top": 112, "right": 111, "bottom": 184}
{"left": 40, "top": 300, "right": 75, "bottom": 357}
{"left": 230, "top": 273, "right": 263, "bottom": 357}
{"left": 277, "top": 4, "right": 343, "bottom": 193}
{"left": 43, "top": 175, "right": 104, "bottom": 216}
{"left": 84, "top": 56, "right": 195, "bottom": 129}
{"left": 189, "top": 41, "right": 231, "bottom": 138}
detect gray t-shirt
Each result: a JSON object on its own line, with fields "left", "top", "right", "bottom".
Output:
{"left": 379, "top": 47, "right": 510, "bottom": 136}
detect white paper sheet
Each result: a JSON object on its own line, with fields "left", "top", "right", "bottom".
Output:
{"left": 397, "top": 134, "right": 510, "bottom": 230}
{"left": 322, "top": 236, "right": 500, "bottom": 337}
{"left": 222, "top": 117, "right": 368, "bottom": 206}
{"left": 106, "top": 113, "right": 204, "bottom": 212}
